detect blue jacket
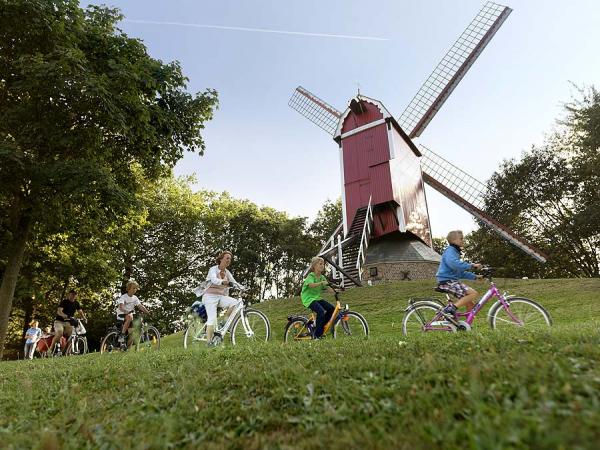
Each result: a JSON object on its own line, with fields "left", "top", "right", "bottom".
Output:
{"left": 436, "top": 245, "right": 476, "bottom": 283}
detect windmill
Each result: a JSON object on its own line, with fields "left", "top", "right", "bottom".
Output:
{"left": 289, "top": 2, "right": 547, "bottom": 287}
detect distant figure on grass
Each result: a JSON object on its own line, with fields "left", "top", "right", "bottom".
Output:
{"left": 51, "top": 290, "right": 87, "bottom": 353}
{"left": 23, "top": 320, "right": 42, "bottom": 360}
{"left": 117, "top": 280, "right": 150, "bottom": 348}
{"left": 436, "top": 230, "right": 482, "bottom": 319}
{"left": 301, "top": 256, "right": 335, "bottom": 339}
{"left": 201, "top": 251, "right": 242, "bottom": 347}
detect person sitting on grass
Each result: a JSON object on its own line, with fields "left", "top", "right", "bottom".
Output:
{"left": 301, "top": 256, "right": 336, "bottom": 339}
{"left": 436, "top": 230, "right": 482, "bottom": 320}
{"left": 23, "top": 320, "right": 42, "bottom": 360}
{"left": 117, "top": 280, "right": 149, "bottom": 347}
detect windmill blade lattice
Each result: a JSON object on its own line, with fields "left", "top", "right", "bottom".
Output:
{"left": 419, "top": 145, "right": 547, "bottom": 263}
{"left": 398, "top": 2, "right": 512, "bottom": 138}
{"left": 288, "top": 86, "right": 341, "bottom": 136}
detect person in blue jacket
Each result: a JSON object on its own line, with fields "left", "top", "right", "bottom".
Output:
{"left": 436, "top": 230, "right": 482, "bottom": 319}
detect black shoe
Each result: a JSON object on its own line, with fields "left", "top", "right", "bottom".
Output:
{"left": 442, "top": 304, "right": 458, "bottom": 321}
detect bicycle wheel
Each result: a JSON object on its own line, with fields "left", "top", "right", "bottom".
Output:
{"left": 402, "top": 300, "right": 456, "bottom": 335}
{"left": 183, "top": 319, "right": 208, "bottom": 349}
{"left": 100, "top": 331, "right": 123, "bottom": 354}
{"left": 230, "top": 309, "right": 271, "bottom": 346}
{"left": 66, "top": 336, "right": 88, "bottom": 355}
{"left": 489, "top": 297, "right": 552, "bottom": 330}
{"left": 136, "top": 326, "right": 160, "bottom": 352}
{"left": 75, "top": 336, "right": 88, "bottom": 355}
{"left": 333, "top": 311, "right": 369, "bottom": 340}
{"left": 283, "top": 317, "right": 313, "bottom": 343}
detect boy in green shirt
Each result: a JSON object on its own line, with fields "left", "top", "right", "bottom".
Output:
{"left": 301, "top": 256, "right": 335, "bottom": 339}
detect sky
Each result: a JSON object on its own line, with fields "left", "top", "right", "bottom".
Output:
{"left": 88, "top": 0, "right": 600, "bottom": 238}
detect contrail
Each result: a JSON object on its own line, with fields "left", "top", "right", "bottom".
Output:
{"left": 123, "top": 19, "right": 389, "bottom": 41}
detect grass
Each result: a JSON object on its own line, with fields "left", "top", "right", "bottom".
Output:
{"left": 1, "top": 278, "right": 599, "bottom": 449}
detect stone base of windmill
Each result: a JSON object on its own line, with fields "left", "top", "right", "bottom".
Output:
{"left": 361, "top": 232, "right": 441, "bottom": 284}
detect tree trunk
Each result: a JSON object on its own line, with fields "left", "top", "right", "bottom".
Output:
{"left": 0, "top": 211, "right": 32, "bottom": 359}
{"left": 22, "top": 295, "right": 34, "bottom": 336}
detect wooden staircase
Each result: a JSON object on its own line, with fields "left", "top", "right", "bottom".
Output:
{"left": 338, "top": 207, "right": 368, "bottom": 287}
{"left": 309, "top": 198, "right": 374, "bottom": 289}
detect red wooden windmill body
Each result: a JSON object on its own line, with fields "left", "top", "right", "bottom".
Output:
{"left": 335, "top": 98, "right": 431, "bottom": 245}
{"left": 289, "top": 2, "right": 547, "bottom": 286}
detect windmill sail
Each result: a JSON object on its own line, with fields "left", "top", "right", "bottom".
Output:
{"left": 419, "top": 145, "right": 547, "bottom": 263}
{"left": 288, "top": 86, "right": 341, "bottom": 136}
{"left": 398, "top": 2, "right": 512, "bottom": 138}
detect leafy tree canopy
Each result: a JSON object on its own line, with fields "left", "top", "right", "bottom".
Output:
{"left": 465, "top": 86, "right": 599, "bottom": 278}
{"left": 0, "top": 0, "right": 218, "bottom": 356}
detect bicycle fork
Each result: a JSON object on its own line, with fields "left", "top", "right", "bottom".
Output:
{"left": 237, "top": 306, "right": 256, "bottom": 338}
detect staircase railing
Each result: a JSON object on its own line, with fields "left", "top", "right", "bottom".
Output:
{"left": 355, "top": 196, "right": 374, "bottom": 281}
{"left": 305, "top": 221, "right": 344, "bottom": 279}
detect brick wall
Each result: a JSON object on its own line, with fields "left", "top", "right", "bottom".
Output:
{"left": 362, "top": 261, "right": 438, "bottom": 284}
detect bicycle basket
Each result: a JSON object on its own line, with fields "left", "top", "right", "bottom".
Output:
{"left": 190, "top": 301, "right": 208, "bottom": 322}
{"left": 75, "top": 321, "right": 86, "bottom": 335}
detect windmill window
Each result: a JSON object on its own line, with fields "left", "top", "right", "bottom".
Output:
{"left": 369, "top": 267, "right": 378, "bottom": 277}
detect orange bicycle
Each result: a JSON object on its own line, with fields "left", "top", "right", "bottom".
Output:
{"left": 283, "top": 284, "right": 369, "bottom": 342}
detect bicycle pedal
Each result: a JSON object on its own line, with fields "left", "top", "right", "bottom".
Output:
{"left": 441, "top": 313, "right": 460, "bottom": 326}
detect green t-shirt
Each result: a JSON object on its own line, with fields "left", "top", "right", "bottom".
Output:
{"left": 301, "top": 272, "right": 327, "bottom": 307}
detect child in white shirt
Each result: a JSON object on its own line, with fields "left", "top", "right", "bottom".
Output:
{"left": 117, "top": 280, "right": 149, "bottom": 345}
{"left": 23, "top": 320, "right": 42, "bottom": 360}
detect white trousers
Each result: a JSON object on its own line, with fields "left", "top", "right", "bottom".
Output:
{"left": 202, "top": 294, "right": 240, "bottom": 326}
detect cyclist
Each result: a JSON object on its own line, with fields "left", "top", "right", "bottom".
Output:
{"left": 51, "top": 290, "right": 87, "bottom": 353}
{"left": 117, "top": 280, "right": 150, "bottom": 346}
{"left": 436, "top": 230, "right": 482, "bottom": 319}
{"left": 301, "top": 256, "right": 335, "bottom": 339}
{"left": 201, "top": 250, "right": 242, "bottom": 347}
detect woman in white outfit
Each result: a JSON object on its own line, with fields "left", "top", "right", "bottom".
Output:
{"left": 203, "top": 250, "right": 241, "bottom": 346}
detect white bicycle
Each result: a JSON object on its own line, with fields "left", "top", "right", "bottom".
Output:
{"left": 183, "top": 284, "right": 271, "bottom": 349}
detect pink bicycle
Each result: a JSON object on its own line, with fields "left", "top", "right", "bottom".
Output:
{"left": 402, "top": 267, "right": 552, "bottom": 334}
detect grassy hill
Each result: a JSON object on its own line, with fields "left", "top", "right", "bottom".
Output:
{"left": 1, "top": 278, "right": 599, "bottom": 449}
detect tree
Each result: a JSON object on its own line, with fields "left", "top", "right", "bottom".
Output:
{"left": 431, "top": 237, "right": 447, "bottom": 255}
{"left": 0, "top": 0, "right": 218, "bottom": 356}
{"left": 465, "top": 87, "right": 599, "bottom": 278}
{"left": 309, "top": 198, "right": 342, "bottom": 247}
{"left": 115, "top": 174, "right": 209, "bottom": 333}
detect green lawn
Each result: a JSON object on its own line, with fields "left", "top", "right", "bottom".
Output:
{"left": 1, "top": 278, "right": 599, "bottom": 449}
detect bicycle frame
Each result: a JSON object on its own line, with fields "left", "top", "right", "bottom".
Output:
{"left": 217, "top": 300, "right": 247, "bottom": 336}
{"left": 62, "top": 320, "right": 85, "bottom": 355}
{"left": 301, "top": 288, "right": 348, "bottom": 337}
{"left": 424, "top": 280, "right": 522, "bottom": 331}
{"left": 190, "top": 295, "right": 254, "bottom": 343}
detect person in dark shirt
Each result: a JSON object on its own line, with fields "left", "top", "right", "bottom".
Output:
{"left": 51, "top": 289, "right": 87, "bottom": 352}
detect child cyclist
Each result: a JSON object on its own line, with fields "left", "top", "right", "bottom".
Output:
{"left": 117, "top": 280, "right": 149, "bottom": 346}
{"left": 437, "top": 230, "right": 483, "bottom": 319}
{"left": 301, "top": 256, "right": 336, "bottom": 339}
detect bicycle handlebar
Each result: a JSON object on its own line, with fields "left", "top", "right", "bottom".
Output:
{"left": 228, "top": 282, "right": 248, "bottom": 292}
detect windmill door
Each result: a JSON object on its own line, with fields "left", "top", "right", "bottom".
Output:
{"left": 359, "top": 181, "right": 371, "bottom": 205}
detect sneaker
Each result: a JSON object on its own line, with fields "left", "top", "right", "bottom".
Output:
{"left": 117, "top": 334, "right": 125, "bottom": 344}
{"left": 296, "top": 332, "right": 312, "bottom": 340}
{"left": 442, "top": 304, "right": 458, "bottom": 320}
